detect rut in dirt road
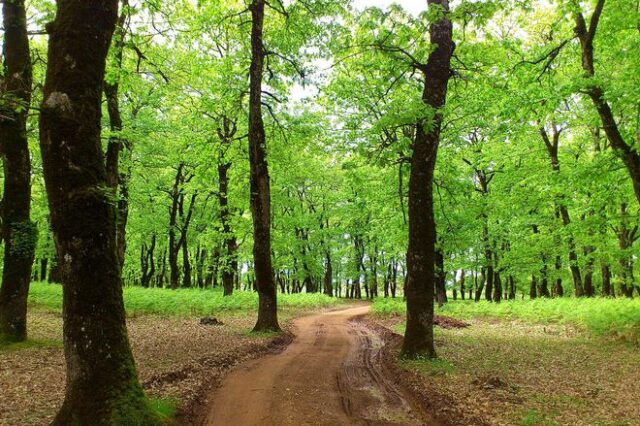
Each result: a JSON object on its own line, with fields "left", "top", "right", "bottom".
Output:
{"left": 204, "top": 305, "right": 439, "bottom": 426}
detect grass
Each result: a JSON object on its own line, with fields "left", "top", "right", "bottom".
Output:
{"left": 28, "top": 281, "right": 346, "bottom": 317}
{"left": 383, "top": 316, "right": 640, "bottom": 426}
{"left": 149, "top": 398, "right": 178, "bottom": 423}
{"left": 399, "top": 357, "right": 456, "bottom": 376}
{"left": 373, "top": 297, "right": 640, "bottom": 344}
{"left": 0, "top": 336, "right": 62, "bottom": 352}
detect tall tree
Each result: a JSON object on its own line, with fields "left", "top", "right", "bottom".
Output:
{"left": 540, "top": 124, "right": 585, "bottom": 296}
{"left": 574, "top": 0, "right": 640, "bottom": 206}
{"left": 217, "top": 115, "right": 239, "bottom": 296}
{"left": 104, "top": 0, "right": 131, "bottom": 270}
{"left": 0, "top": 0, "right": 36, "bottom": 342}
{"left": 248, "top": 0, "right": 279, "bottom": 332}
{"left": 402, "top": 0, "right": 454, "bottom": 358}
{"left": 38, "top": 0, "right": 159, "bottom": 423}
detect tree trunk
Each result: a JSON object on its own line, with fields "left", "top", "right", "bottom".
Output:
{"left": 530, "top": 276, "right": 538, "bottom": 299}
{"left": 249, "top": 0, "right": 279, "bottom": 332}
{"left": 104, "top": 1, "right": 130, "bottom": 270}
{"left": 435, "top": 249, "right": 447, "bottom": 306}
{"left": 0, "top": 0, "right": 36, "bottom": 342}
{"left": 552, "top": 255, "right": 564, "bottom": 297}
{"left": 583, "top": 247, "right": 595, "bottom": 297}
{"left": 40, "top": 258, "right": 49, "bottom": 282}
{"left": 575, "top": 3, "right": 640, "bottom": 207}
{"left": 459, "top": 270, "right": 465, "bottom": 300}
{"left": 168, "top": 164, "right": 183, "bottom": 289}
{"left": 539, "top": 257, "right": 551, "bottom": 297}
{"left": 217, "top": 118, "right": 238, "bottom": 296}
{"left": 493, "top": 270, "right": 502, "bottom": 303}
{"left": 475, "top": 266, "right": 486, "bottom": 302}
{"left": 601, "top": 263, "right": 612, "bottom": 297}
{"left": 401, "top": 0, "right": 453, "bottom": 359}
{"left": 540, "top": 126, "right": 584, "bottom": 296}
{"left": 38, "top": 1, "right": 159, "bottom": 423}
{"left": 324, "top": 251, "right": 333, "bottom": 297}
{"left": 182, "top": 237, "right": 191, "bottom": 288}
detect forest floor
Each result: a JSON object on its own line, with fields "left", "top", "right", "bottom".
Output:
{"left": 373, "top": 314, "right": 640, "bottom": 426}
{"left": 4, "top": 296, "right": 639, "bottom": 426}
{"left": 203, "top": 305, "right": 438, "bottom": 426}
{"left": 0, "top": 303, "right": 345, "bottom": 426}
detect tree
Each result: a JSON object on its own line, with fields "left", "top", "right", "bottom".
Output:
{"left": 573, "top": 0, "right": 640, "bottom": 207}
{"left": 401, "top": 0, "right": 454, "bottom": 358}
{"left": 0, "top": 0, "right": 36, "bottom": 342}
{"left": 38, "top": 1, "right": 159, "bottom": 423}
{"left": 248, "top": 0, "right": 280, "bottom": 332}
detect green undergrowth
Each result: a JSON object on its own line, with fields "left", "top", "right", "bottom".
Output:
{"left": 149, "top": 398, "right": 178, "bottom": 424}
{"left": 399, "top": 357, "right": 456, "bottom": 376}
{"left": 0, "top": 336, "right": 62, "bottom": 352}
{"left": 373, "top": 297, "right": 640, "bottom": 344}
{"left": 28, "top": 281, "right": 346, "bottom": 317}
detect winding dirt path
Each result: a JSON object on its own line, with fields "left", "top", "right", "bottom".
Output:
{"left": 204, "top": 305, "right": 438, "bottom": 426}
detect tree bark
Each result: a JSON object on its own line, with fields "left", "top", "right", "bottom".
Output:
{"left": 601, "top": 263, "right": 612, "bottom": 297}
{"left": 38, "top": 1, "right": 159, "bottom": 423}
{"left": 0, "top": 0, "right": 36, "bottom": 342}
{"left": 574, "top": 1, "right": 640, "bottom": 206}
{"left": 104, "top": 0, "right": 130, "bottom": 270}
{"left": 324, "top": 251, "right": 333, "bottom": 297}
{"left": 401, "top": 0, "right": 454, "bottom": 359}
{"left": 475, "top": 266, "right": 486, "bottom": 302}
{"left": 540, "top": 126, "right": 584, "bottom": 296}
{"left": 435, "top": 248, "right": 447, "bottom": 306}
{"left": 217, "top": 116, "right": 238, "bottom": 296}
{"left": 249, "top": 0, "right": 279, "bottom": 332}
{"left": 530, "top": 276, "right": 538, "bottom": 299}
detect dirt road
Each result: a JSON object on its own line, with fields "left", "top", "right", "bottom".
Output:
{"left": 204, "top": 305, "right": 438, "bottom": 426}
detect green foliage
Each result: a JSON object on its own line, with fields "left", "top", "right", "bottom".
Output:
{"left": 28, "top": 282, "right": 346, "bottom": 317}
{"left": 373, "top": 297, "right": 640, "bottom": 344}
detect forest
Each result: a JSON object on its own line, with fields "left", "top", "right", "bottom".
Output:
{"left": 1, "top": 0, "right": 639, "bottom": 425}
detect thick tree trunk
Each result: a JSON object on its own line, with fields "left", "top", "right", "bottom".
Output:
{"left": 459, "top": 270, "right": 465, "bottom": 300}
{"left": 401, "top": 0, "right": 453, "bottom": 359}
{"left": 249, "top": 0, "right": 279, "bottom": 332}
{"left": 0, "top": 0, "right": 36, "bottom": 342}
{"left": 38, "top": 1, "right": 159, "bottom": 423}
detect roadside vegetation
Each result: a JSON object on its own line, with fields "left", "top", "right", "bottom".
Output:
{"left": 373, "top": 298, "right": 640, "bottom": 426}
{"left": 28, "top": 282, "right": 346, "bottom": 318}
{"left": 374, "top": 297, "right": 640, "bottom": 344}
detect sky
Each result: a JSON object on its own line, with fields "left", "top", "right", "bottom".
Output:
{"left": 352, "top": 0, "right": 426, "bottom": 15}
